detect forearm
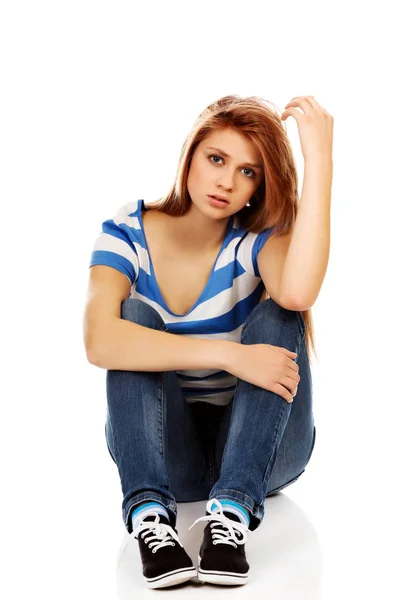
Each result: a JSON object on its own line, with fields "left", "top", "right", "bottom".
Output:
{"left": 280, "top": 159, "right": 333, "bottom": 308}
{"left": 87, "top": 317, "right": 235, "bottom": 372}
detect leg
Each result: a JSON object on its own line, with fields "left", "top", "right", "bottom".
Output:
{"left": 210, "top": 297, "right": 316, "bottom": 531}
{"left": 105, "top": 299, "right": 209, "bottom": 533}
{"left": 188, "top": 401, "right": 228, "bottom": 492}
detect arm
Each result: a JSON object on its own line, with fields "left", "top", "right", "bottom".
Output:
{"left": 279, "top": 158, "right": 332, "bottom": 308}
{"left": 278, "top": 95, "right": 334, "bottom": 309}
{"left": 88, "top": 318, "right": 233, "bottom": 372}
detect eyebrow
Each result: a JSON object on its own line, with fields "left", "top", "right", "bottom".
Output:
{"left": 205, "top": 146, "right": 262, "bottom": 170}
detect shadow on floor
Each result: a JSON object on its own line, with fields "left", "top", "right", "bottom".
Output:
{"left": 114, "top": 492, "right": 322, "bottom": 597}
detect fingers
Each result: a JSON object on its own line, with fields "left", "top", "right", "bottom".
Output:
{"left": 283, "top": 374, "right": 299, "bottom": 397}
{"left": 286, "top": 356, "right": 299, "bottom": 373}
{"left": 275, "top": 383, "right": 294, "bottom": 404}
{"left": 278, "top": 346, "right": 297, "bottom": 359}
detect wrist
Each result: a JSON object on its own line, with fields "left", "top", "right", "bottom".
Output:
{"left": 219, "top": 340, "right": 242, "bottom": 372}
{"left": 304, "top": 156, "right": 333, "bottom": 174}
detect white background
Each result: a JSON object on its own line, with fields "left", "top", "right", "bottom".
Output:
{"left": 1, "top": 1, "right": 399, "bottom": 598}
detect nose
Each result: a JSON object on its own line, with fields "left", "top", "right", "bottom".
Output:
{"left": 216, "top": 171, "right": 235, "bottom": 191}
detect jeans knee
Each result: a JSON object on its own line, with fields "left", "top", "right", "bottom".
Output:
{"left": 241, "top": 297, "right": 304, "bottom": 340}
{"left": 120, "top": 298, "right": 167, "bottom": 331}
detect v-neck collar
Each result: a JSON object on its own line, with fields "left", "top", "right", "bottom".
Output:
{"left": 138, "top": 199, "right": 234, "bottom": 317}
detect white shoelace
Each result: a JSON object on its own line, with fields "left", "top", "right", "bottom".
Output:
{"left": 132, "top": 512, "right": 182, "bottom": 553}
{"left": 188, "top": 499, "right": 248, "bottom": 547}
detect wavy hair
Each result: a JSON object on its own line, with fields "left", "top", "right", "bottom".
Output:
{"left": 150, "top": 94, "right": 317, "bottom": 365}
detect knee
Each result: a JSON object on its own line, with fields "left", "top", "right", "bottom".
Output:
{"left": 121, "top": 298, "right": 167, "bottom": 331}
{"left": 241, "top": 297, "right": 304, "bottom": 341}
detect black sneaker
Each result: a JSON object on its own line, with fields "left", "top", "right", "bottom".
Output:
{"left": 188, "top": 500, "right": 250, "bottom": 586}
{"left": 131, "top": 512, "right": 198, "bottom": 589}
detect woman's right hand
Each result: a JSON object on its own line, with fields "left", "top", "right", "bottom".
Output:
{"left": 226, "top": 343, "right": 300, "bottom": 403}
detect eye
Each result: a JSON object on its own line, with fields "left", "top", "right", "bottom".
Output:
{"left": 242, "top": 167, "right": 255, "bottom": 178}
{"left": 208, "top": 154, "right": 256, "bottom": 179}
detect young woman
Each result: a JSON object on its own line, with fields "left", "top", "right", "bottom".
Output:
{"left": 84, "top": 94, "right": 333, "bottom": 589}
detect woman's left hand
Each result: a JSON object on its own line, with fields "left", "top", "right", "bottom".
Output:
{"left": 281, "top": 96, "right": 334, "bottom": 163}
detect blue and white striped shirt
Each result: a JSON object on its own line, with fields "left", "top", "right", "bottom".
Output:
{"left": 89, "top": 198, "right": 274, "bottom": 406}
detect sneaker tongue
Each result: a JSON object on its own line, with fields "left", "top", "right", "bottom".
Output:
{"left": 223, "top": 511, "right": 242, "bottom": 523}
{"left": 142, "top": 514, "right": 171, "bottom": 526}
{"left": 207, "top": 510, "right": 242, "bottom": 524}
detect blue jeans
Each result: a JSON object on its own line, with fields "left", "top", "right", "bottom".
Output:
{"left": 105, "top": 297, "right": 316, "bottom": 533}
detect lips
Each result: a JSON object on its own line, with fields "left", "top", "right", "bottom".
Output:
{"left": 208, "top": 195, "right": 229, "bottom": 204}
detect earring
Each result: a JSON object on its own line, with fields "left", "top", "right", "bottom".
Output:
{"left": 248, "top": 194, "right": 261, "bottom": 206}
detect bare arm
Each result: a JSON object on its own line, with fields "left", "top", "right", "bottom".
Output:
{"left": 86, "top": 311, "right": 299, "bottom": 403}
{"left": 88, "top": 317, "right": 235, "bottom": 372}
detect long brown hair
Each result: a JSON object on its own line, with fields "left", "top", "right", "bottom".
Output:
{"left": 150, "top": 94, "right": 318, "bottom": 365}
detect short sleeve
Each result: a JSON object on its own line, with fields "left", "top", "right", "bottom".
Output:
{"left": 252, "top": 228, "right": 275, "bottom": 277}
{"left": 89, "top": 206, "right": 139, "bottom": 285}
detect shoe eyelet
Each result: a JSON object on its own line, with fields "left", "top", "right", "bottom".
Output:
{"left": 213, "top": 540, "right": 217, "bottom": 545}
{"left": 152, "top": 549, "right": 156, "bottom": 553}
{"left": 171, "top": 542, "right": 175, "bottom": 546}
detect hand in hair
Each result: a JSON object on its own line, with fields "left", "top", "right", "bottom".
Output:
{"left": 281, "top": 95, "right": 333, "bottom": 163}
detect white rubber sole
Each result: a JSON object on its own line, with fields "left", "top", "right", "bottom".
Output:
{"left": 145, "top": 566, "right": 198, "bottom": 589}
{"left": 197, "top": 554, "right": 249, "bottom": 586}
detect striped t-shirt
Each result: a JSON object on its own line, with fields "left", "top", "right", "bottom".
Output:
{"left": 89, "top": 198, "right": 274, "bottom": 406}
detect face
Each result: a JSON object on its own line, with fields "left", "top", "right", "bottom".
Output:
{"left": 186, "top": 127, "right": 264, "bottom": 218}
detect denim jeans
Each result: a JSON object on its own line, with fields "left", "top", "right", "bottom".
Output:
{"left": 105, "top": 297, "right": 316, "bottom": 533}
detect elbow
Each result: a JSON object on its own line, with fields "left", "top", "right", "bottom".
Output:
{"left": 86, "top": 347, "right": 99, "bottom": 366}
{"left": 288, "top": 297, "right": 316, "bottom": 311}
{"left": 293, "top": 301, "right": 314, "bottom": 312}
{"left": 279, "top": 294, "right": 316, "bottom": 312}
{"left": 85, "top": 341, "right": 103, "bottom": 367}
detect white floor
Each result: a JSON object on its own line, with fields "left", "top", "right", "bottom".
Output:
{"left": 115, "top": 490, "right": 322, "bottom": 598}
{"left": 109, "top": 445, "right": 399, "bottom": 599}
